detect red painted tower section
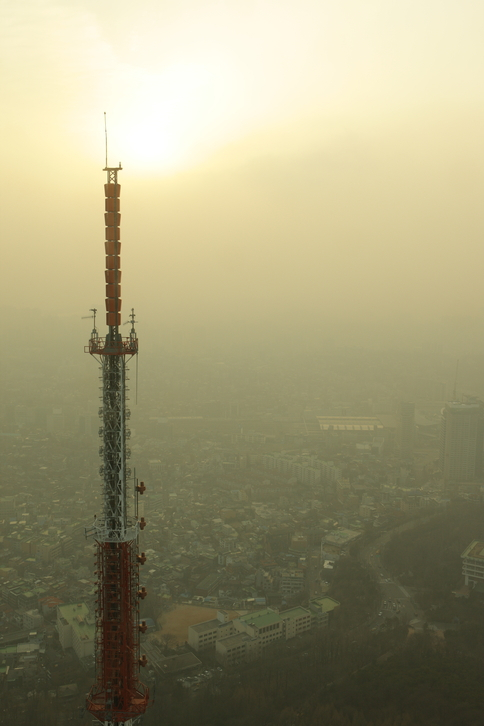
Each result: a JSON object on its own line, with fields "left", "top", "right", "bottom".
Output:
{"left": 85, "top": 166, "right": 150, "bottom": 726}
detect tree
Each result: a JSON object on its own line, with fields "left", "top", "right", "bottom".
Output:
{"left": 160, "top": 632, "right": 177, "bottom": 651}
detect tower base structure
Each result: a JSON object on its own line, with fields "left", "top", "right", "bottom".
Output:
{"left": 86, "top": 539, "right": 149, "bottom": 725}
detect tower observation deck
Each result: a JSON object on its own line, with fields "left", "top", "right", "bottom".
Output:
{"left": 85, "top": 165, "right": 150, "bottom": 726}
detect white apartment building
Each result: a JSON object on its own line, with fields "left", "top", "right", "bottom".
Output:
{"left": 236, "top": 608, "right": 285, "bottom": 647}
{"left": 309, "top": 596, "right": 340, "bottom": 626}
{"left": 57, "top": 603, "right": 95, "bottom": 659}
{"left": 461, "top": 541, "right": 484, "bottom": 587}
{"left": 216, "top": 632, "right": 259, "bottom": 666}
{"left": 191, "top": 600, "right": 340, "bottom": 666}
{"left": 187, "top": 610, "right": 235, "bottom": 651}
{"left": 279, "top": 607, "right": 312, "bottom": 639}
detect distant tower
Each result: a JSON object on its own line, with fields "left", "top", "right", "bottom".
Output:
{"left": 397, "top": 402, "right": 415, "bottom": 458}
{"left": 85, "top": 164, "right": 150, "bottom": 725}
{"left": 439, "top": 400, "right": 484, "bottom": 485}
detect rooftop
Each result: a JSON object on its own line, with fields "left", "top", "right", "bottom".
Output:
{"left": 309, "top": 596, "right": 340, "bottom": 613}
{"left": 461, "top": 540, "right": 484, "bottom": 560}
{"left": 189, "top": 618, "right": 220, "bottom": 634}
{"left": 446, "top": 402, "right": 480, "bottom": 411}
{"left": 316, "top": 416, "right": 384, "bottom": 432}
{"left": 279, "top": 607, "right": 311, "bottom": 621}
{"left": 58, "top": 603, "right": 95, "bottom": 642}
{"left": 238, "top": 608, "right": 281, "bottom": 629}
{"left": 217, "top": 632, "right": 252, "bottom": 649}
{"left": 324, "top": 528, "right": 362, "bottom": 545}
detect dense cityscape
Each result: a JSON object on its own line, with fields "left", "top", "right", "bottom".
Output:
{"left": 2, "top": 321, "right": 484, "bottom": 724}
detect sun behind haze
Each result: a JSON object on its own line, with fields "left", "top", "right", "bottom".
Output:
{"left": 1, "top": 0, "right": 483, "bottom": 349}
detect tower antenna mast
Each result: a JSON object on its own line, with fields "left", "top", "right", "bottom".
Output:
{"left": 84, "top": 128, "right": 150, "bottom": 726}
{"left": 453, "top": 359, "right": 459, "bottom": 401}
{"left": 104, "top": 112, "right": 108, "bottom": 169}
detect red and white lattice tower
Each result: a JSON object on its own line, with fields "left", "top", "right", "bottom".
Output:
{"left": 85, "top": 164, "right": 150, "bottom": 726}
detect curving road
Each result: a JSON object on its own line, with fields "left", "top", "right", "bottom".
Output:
{"left": 361, "top": 515, "right": 438, "bottom": 628}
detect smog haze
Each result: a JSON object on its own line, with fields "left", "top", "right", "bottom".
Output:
{"left": 1, "top": 0, "right": 483, "bottom": 355}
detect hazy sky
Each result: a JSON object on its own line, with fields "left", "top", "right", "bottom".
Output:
{"left": 1, "top": 0, "right": 483, "bottom": 346}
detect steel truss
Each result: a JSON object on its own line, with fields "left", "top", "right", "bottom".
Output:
{"left": 85, "top": 165, "right": 149, "bottom": 726}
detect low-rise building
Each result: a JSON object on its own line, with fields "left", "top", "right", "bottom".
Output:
{"left": 255, "top": 568, "right": 276, "bottom": 592}
{"left": 236, "top": 608, "right": 284, "bottom": 647}
{"left": 322, "top": 527, "right": 363, "bottom": 556}
{"left": 193, "top": 599, "right": 339, "bottom": 666}
{"left": 309, "top": 596, "right": 340, "bottom": 626}
{"left": 187, "top": 610, "right": 235, "bottom": 651}
{"left": 280, "top": 569, "right": 305, "bottom": 596}
{"left": 194, "top": 572, "right": 225, "bottom": 597}
{"left": 23, "top": 609, "right": 44, "bottom": 630}
{"left": 215, "top": 632, "right": 259, "bottom": 666}
{"left": 279, "top": 606, "right": 312, "bottom": 639}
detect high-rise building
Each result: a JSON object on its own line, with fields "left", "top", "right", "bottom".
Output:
{"left": 397, "top": 402, "right": 415, "bottom": 457}
{"left": 439, "top": 401, "right": 484, "bottom": 484}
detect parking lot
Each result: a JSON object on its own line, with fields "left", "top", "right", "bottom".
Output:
{"left": 176, "top": 667, "right": 224, "bottom": 693}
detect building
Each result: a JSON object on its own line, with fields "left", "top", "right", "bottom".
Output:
{"left": 37, "top": 540, "right": 62, "bottom": 564}
{"left": 439, "top": 401, "right": 484, "bottom": 484}
{"left": 264, "top": 526, "right": 291, "bottom": 554}
{"left": 194, "top": 572, "right": 225, "bottom": 597}
{"left": 57, "top": 603, "right": 95, "bottom": 659}
{"left": 0, "top": 582, "right": 39, "bottom": 613}
{"left": 187, "top": 610, "right": 235, "bottom": 651}
{"left": 322, "top": 527, "right": 363, "bottom": 557}
{"left": 359, "top": 503, "right": 375, "bottom": 519}
{"left": 279, "top": 607, "right": 312, "bottom": 639}
{"left": 236, "top": 608, "right": 285, "bottom": 647}
{"left": 397, "top": 402, "right": 415, "bottom": 457}
{"left": 215, "top": 632, "right": 259, "bottom": 666}
{"left": 289, "top": 534, "right": 308, "bottom": 553}
{"left": 308, "top": 596, "right": 340, "bottom": 626}
{"left": 23, "top": 609, "right": 44, "bottom": 630}
{"left": 192, "top": 600, "right": 340, "bottom": 666}
{"left": 461, "top": 541, "right": 484, "bottom": 587}
{"left": 280, "top": 569, "right": 305, "bottom": 596}
{"left": 255, "top": 569, "right": 276, "bottom": 592}
{"left": 316, "top": 417, "right": 384, "bottom": 436}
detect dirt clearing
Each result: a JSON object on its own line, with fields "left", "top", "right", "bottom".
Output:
{"left": 155, "top": 605, "right": 239, "bottom": 645}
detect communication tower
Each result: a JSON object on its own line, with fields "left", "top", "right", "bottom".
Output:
{"left": 85, "top": 163, "right": 150, "bottom": 725}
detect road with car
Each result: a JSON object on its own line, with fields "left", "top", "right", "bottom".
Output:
{"left": 361, "top": 515, "right": 438, "bottom": 628}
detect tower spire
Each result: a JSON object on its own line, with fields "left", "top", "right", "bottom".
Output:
{"left": 84, "top": 161, "right": 149, "bottom": 725}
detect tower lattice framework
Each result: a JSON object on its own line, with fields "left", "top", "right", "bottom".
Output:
{"left": 85, "top": 166, "right": 150, "bottom": 726}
